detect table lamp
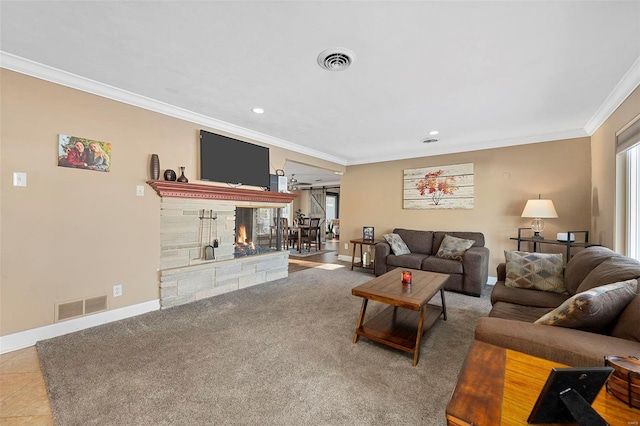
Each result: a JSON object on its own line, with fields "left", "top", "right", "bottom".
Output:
{"left": 521, "top": 195, "right": 558, "bottom": 239}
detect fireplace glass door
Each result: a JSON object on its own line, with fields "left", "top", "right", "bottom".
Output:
{"left": 234, "top": 207, "right": 285, "bottom": 257}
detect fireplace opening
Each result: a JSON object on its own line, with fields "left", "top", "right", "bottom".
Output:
{"left": 234, "top": 207, "right": 281, "bottom": 257}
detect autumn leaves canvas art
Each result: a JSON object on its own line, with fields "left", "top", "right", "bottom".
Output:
{"left": 403, "top": 163, "right": 474, "bottom": 209}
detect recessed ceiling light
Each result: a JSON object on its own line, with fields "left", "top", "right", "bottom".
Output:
{"left": 252, "top": 107, "right": 265, "bottom": 114}
{"left": 429, "top": 130, "right": 439, "bottom": 136}
{"left": 334, "top": 171, "right": 344, "bottom": 175}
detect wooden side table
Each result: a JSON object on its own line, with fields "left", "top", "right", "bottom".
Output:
{"left": 350, "top": 238, "right": 382, "bottom": 273}
{"left": 510, "top": 227, "right": 600, "bottom": 262}
{"left": 445, "top": 341, "right": 639, "bottom": 425}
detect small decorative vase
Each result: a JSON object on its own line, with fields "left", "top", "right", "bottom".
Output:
{"left": 164, "top": 169, "right": 177, "bottom": 181}
{"left": 149, "top": 154, "right": 160, "bottom": 180}
{"left": 177, "top": 166, "right": 188, "bottom": 183}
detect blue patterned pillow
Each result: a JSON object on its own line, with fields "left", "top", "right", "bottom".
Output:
{"left": 435, "top": 234, "right": 475, "bottom": 261}
{"left": 505, "top": 250, "right": 566, "bottom": 293}
{"left": 383, "top": 233, "right": 411, "bottom": 255}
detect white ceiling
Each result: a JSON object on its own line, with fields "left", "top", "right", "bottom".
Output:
{"left": 2, "top": 1, "right": 639, "bottom": 184}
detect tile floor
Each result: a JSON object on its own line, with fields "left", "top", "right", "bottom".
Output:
{"left": 0, "top": 346, "right": 53, "bottom": 425}
{"left": 0, "top": 240, "right": 344, "bottom": 425}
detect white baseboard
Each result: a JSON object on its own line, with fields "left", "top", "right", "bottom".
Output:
{"left": 0, "top": 299, "right": 160, "bottom": 354}
{"left": 487, "top": 276, "right": 497, "bottom": 285}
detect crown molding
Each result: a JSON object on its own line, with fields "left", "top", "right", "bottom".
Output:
{"left": 345, "top": 127, "right": 588, "bottom": 166}
{"left": 0, "top": 51, "right": 347, "bottom": 166}
{"left": 584, "top": 56, "right": 640, "bottom": 135}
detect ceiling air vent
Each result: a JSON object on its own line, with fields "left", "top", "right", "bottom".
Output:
{"left": 317, "top": 48, "right": 356, "bottom": 71}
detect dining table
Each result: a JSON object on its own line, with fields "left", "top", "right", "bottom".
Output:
{"left": 289, "top": 224, "right": 321, "bottom": 252}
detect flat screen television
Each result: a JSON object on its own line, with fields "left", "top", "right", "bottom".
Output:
{"left": 200, "top": 130, "right": 270, "bottom": 188}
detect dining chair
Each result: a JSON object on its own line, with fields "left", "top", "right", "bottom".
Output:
{"left": 279, "top": 217, "right": 290, "bottom": 249}
{"left": 302, "top": 217, "right": 321, "bottom": 251}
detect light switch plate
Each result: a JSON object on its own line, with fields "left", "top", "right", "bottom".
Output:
{"left": 13, "top": 172, "right": 27, "bottom": 187}
{"left": 136, "top": 185, "right": 145, "bottom": 196}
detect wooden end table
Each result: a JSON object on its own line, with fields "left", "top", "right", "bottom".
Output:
{"left": 351, "top": 268, "right": 449, "bottom": 366}
{"left": 350, "top": 238, "right": 382, "bottom": 273}
{"left": 445, "top": 340, "right": 640, "bottom": 425}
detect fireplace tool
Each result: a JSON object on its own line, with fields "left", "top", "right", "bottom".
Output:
{"left": 204, "top": 210, "right": 215, "bottom": 260}
{"left": 195, "top": 209, "right": 205, "bottom": 260}
{"left": 212, "top": 211, "right": 219, "bottom": 248}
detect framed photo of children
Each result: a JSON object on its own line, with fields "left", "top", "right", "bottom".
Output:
{"left": 363, "top": 226, "right": 375, "bottom": 241}
{"left": 58, "top": 134, "right": 111, "bottom": 172}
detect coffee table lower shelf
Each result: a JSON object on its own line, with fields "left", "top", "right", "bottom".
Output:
{"left": 355, "top": 304, "right": 443, "bottom": 354}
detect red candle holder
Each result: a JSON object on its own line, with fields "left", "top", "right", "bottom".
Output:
{"left": 402, "top": 270, "right": 412, "bottom": 284}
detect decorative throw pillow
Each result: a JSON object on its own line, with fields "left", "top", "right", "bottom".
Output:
{"left": 383, "top": 233, "right": 411, "bottom": 255}
{"left": 534, "top": 279, "right": 638, "bottom": 332}
{"left": 504, "top": 250, "right": 566, "bottom": 293}
{"left": 435, "top": 234, "right": 475, "bottom": 261}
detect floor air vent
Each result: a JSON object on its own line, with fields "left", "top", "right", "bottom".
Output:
{"left": 56, "top": 295, "right": 108, "bottom": 322}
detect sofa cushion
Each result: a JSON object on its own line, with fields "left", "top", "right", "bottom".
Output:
{"left": 504, "top": 251, "right": 566, "bottom": 293}
{"left": 383, "top": 233, "right": 411, "bottom": 255}
{"left": 534, "top": 280, "right": 638, "bottom": 333}
{"left": 435, "top": 234, "right": 475, "bottom": 261}
{"left": 393, "top": 228, "right": 433, "bottom": 254}
{"left": 564, "top": 246, "right": 615, "bottom": 295}
{"left": 610, "top": 293, "right": 640, "bottom": 342}
{"left": 490, "top": 281, "right": 570, "bottom": 308}
{"left": 576, "top": 255, "right": 640, "bottom": 293}
{"left": 489, "top": 301, "right": 553, "bottom": 323}
{"left": 475, "top": 317, "right": 640, "bottom": 367}
{"left": 421, "top": 256, "right": 464, "bottom": 275}
{"left": 386, "top": 253, "right": 429, "bottom": 270}
{"left": 432, "top": 231, "right": 484, "bottom": 255}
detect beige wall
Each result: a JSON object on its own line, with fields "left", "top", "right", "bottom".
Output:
{"left": 591, "top": 85, "right": 640, "bottom": 252}
{"left": 2, "top": 67, "right": 637, "bottom": 338}
{"left": 0, "top": 70, "right": 343, "bottom": 336}
{"left": 338, "top": 138, "right": 592, "bottom": 273}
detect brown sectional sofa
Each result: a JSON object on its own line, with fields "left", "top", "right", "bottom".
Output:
{"left": 475, "top": 246, "right": 640, "bottom": 366}
{"left": 374, "top": 228, "right": 489, "bottom": 297}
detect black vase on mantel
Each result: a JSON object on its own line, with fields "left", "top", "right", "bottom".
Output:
{"left": 164, "top": 169, "right": 176, "bottom": 181}
{"left": 149, "top": 154, "right": 160, "bottom": 180}
{"left": 177, "top": 166, "right": 189, "bottom": 183}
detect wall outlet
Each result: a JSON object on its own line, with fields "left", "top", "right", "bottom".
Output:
{"left": 136, "top": 185, "right": 145, "bottom": 196}
{"left": 113, "top": 284, "right": 123, "bottom": 297}
{"left": 344, "top": 243, "right": 349, "bottom": 250}
{"left": 12, "top": 172, "right": 27, "bottom": 187}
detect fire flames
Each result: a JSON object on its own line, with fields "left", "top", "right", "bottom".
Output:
{"left": 236, "top": 225, "right": 255, "bottom": 249}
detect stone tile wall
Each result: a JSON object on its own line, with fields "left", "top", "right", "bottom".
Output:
{"left": 158, "top": 197, "right": 289, "bottom": 308}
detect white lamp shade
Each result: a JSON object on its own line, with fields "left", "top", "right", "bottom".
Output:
{"left": 521, "top": 199, "right": 558, "bottom": 218}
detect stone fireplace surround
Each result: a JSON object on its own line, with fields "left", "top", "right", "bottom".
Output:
{"left": 147, "top": 181, "right": 297, "bottom": 309}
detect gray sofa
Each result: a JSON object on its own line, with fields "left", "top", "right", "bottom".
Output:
{"left": 475, "top": 246, "right": 640, "bottom": 366}
{"left": 374, "top": 228, "right": 489, "bottom": 297}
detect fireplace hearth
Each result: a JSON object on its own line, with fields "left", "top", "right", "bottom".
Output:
{"left": 149, "top": 181, "right": 298, "bottom": 309}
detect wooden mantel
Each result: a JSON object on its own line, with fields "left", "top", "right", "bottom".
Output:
{"left": 146, "top": 180, "right": 298, "bottom": 204}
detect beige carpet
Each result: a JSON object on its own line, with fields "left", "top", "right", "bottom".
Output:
{"left": 37, "top": 266, "right": 491, "bottom": 425}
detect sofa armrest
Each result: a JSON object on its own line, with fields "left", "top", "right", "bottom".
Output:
{"left": 474, "top": 317, "right": 640, "bottom": 367}
{"left": 374, "top": 241, "right": 391, "bottom": 276}
{"left": 461, "top": 246, "right": 490, "bottom": 296}
{"left": 497, "top": 262, "right": 506, "bottom": 281}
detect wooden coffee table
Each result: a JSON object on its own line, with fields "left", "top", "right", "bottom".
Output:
{"left": 351, "top": 268, "right": 449, "bottom": 366}
{"left": 446, "top": 340, "right": 640, "bottom": 425}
